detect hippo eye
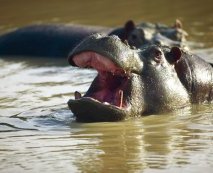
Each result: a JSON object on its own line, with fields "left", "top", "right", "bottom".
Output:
{"left": 131, "top": 34, "right": 137, "bottom": 40}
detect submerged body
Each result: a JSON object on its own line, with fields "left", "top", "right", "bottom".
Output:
{"left": 67, "top": 34, "right": 213, "bottom": 122}
{"left": 0, "top": 24, "right": 110, "bottom": 58}
{"left": 0, "top": 20, "right": 188, "bottom": 58}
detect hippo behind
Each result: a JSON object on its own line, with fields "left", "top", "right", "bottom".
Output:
{"left": 115, "top": 19, "right": 188, "bottom": 49}
{"left": 67, "top": 34, "right": 212, "bottom": 122}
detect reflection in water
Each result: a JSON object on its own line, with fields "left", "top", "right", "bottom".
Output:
{"left": 70, "top": 107, "right": 212, "bottom": 173}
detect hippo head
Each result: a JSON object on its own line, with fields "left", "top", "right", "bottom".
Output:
{"left": 67, "top": 34, "right": 190, "bottom": 122}
{"left": 123, "top": 20, "right": 188, "bottom": 49}
{"left": 123, "top": 20, "right": 156, "bottom": 48}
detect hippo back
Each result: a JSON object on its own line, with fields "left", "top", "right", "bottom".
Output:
{"left": 0, "top": 24, "right": 109, "bottom": 58}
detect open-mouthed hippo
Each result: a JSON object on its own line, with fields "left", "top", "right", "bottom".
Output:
{"left": 0, "top": 20, "right": 188, "bottom": 58}
{"left": 67, "top": 34, "right": 212, "bottom": 122}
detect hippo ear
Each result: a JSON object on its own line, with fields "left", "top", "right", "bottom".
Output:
{"left": 123, "top": 20, "right": 136, "bottom": 41}
{"left": 167, "top": 47, "right": 182, "bottom": 64}
{"left": 125, "top": 20, "right": 136, "bottom": 32}
{"left": 173, "top": 19, "right": 182, "bottom": 29}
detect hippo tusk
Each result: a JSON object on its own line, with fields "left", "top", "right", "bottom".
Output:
{"left": 119, "top": 90, "right": 123, "bottom": 108}
{"left": 75, "top": 91, "right": 82, "bottom": 100}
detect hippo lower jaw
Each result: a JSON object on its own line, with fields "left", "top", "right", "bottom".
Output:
{"left": 68, "top": 98, "right": 128, "bottom": 122}
{"left": 67, "top": 51, "right": 133, "bottom": 122}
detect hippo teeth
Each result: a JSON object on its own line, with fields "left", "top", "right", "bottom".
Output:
{"left": 118, "top": 90, "right": 123, "bottom": 108}
{"left": 75, "top": 89, "right": 124, "bottom": 108}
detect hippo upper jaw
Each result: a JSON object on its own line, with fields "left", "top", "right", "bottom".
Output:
{"left": 68, "top": 34, "right": 143, "bottom": 74}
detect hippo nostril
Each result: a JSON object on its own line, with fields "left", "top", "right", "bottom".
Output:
{"left": 149, "top": 46, "right": 163, "bottom": 63}
{"left": 155, "top": 49, "right": 162, "bottom": 57}
{"left": 150, "top": 46, "right": 162, "bottom": 57}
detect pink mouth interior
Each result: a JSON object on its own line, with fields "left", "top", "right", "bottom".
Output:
{"left": 72, "top": 51, "right": 129, "bottom": 108}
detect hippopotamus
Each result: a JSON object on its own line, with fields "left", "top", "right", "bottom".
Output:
{"left": 122, "top": 19, "right": 188, "bottom": 49}
{"left": 0, "top": 20, "right": 188, "bottom": 58}
{"left": 67, "top": 34, "right": 213, "bottom": 122}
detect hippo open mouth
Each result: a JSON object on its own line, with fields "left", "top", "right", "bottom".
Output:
{"left": 74, "top": 51, "right": 130, "bottom": 107}
{"left": 68, "top": 51, "right": 131, "bottom": 122}
{"left": 67, "top": 34, "right": 143, "bottom": 122}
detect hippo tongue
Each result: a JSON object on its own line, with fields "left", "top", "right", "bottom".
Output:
{"left": 74, "top": 89, "right": 124, "bottom": 108}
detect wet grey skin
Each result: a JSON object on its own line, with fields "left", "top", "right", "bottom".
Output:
{"left": 67, "top": 34, "right": 212, "bottom": 122}
{"left": 68, "top": 34, "right": 213, "bottom": 122}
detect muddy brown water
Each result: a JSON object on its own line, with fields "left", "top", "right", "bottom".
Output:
{"left": 0, "top": 0, "right": 213, "bottom": 172}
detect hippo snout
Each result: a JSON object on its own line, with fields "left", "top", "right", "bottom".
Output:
{"left": 68, "top": 33, "right": 143, "bottom": 74}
